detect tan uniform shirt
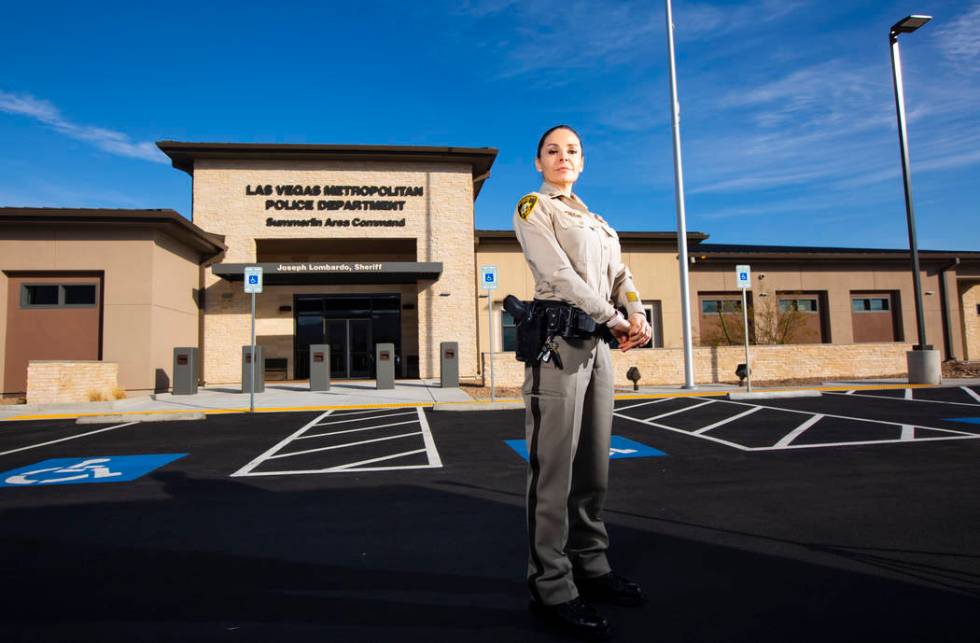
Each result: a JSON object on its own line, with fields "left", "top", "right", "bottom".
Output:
{"left": 513, "top": 181, "right": 645, "bottom": 324}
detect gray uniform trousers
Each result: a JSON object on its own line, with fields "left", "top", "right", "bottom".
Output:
{"left": 523, "top": 334, "right": 614, "bottom": 605}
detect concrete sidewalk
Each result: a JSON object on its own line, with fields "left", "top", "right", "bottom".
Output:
{"left": 0, "top": 380, "right": 472, "bottom": 421}
{"left": 5, "top": 377, "right": 979, "bottom": 421}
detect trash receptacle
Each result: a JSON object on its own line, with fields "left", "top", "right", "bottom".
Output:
{"left": 172, "top": 347, "right": 198, "bottom": 395}
{"left": 440, "top": 342, "right": 459, "bottom": 388}
{"left": 310, "top": 344, "right": 330, "bottom": 391}
{"left": 242, "top": 345, "right": 265, "bottom": 394}
{"left": 376, "top": 343, "right": 395, "bottom": 390}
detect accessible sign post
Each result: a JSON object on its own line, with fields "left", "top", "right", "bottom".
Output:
{"left": 736, "top": 264, "right": 752, "bottom": 392}
{"left": 244, "top": 266, "right": 263, "bottom": 412}
{"left": 480, "top": 265, "right": 498, "bottom": 403}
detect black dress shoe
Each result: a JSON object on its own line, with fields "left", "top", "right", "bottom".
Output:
{"left": 576, "top": 572, "right": 646, "bottom": 606}
{"left": 529, "top": 596, "right": 613, "bottom": 641}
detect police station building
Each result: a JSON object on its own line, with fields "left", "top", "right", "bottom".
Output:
{"left": 1, "top": 141, "right": 979, "bottom": 399}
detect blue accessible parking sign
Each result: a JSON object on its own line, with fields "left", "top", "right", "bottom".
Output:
{"left": 0, "top": 454, "right": 187, "bottom": 488}
{"left": 505, "top": 436, "right": 665, "bottom": 461}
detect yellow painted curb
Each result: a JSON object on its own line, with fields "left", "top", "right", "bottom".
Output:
{"left": 1, "top": 401, "right": 435, "bottom": 422}
{"left": 0, "top": 382, "right": 949, "bottom": 421}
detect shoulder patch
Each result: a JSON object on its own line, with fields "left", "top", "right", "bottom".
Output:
{"left": 517, "top": 194, "right": 539, "bottom": 220}
{"left": 626, "top": 291, "right": 639, "bottom": 303}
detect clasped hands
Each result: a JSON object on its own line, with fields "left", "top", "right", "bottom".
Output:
{"left": 610, "top": 312, "right": 651, "bottom": 352}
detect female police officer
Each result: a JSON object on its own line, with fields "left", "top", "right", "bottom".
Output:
{"left": 514, "top": 125, "right": 652, "bottom": 640}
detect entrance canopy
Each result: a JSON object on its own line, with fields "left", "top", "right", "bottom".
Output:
{"left": 213, "top": 261, "right": 443, "bottom": 285}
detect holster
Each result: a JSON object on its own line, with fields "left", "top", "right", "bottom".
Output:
{"left": 503, "top": 295, "right": 613, "bottom": 365}
{"left": 504, "top": 295, "right": 547, "bottom": 364}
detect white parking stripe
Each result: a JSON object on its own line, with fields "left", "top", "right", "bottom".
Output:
{"left": 758, "top": 435, "right": 980, "bottom": 450}
{"left": 268, "top": 431, "right": 422, "bottom": 459}
{"left": 614, "top": 411, "right": 753, "bottom": 451}
{"left": 298, "top": 419, "right": 419, "bottom": 440}
{"left": 961, "top": 387, "right": 980, "bottom": 404}
{"left": 825, "top": 391, "right": 980, "bottom": 407}
{"left": 232, "top": 449, "right": 431, "bottom": 477}
{"left": 905, "top": 389, "right": 913, "bottom": 400}
{"left": 230, "top": 411, "right": 333, "bottom": 477}
{"left": 615, "top": 398, "right": 676, "bottom": 412}
{"left": 845, "top": 390, "right": 856, "bottom": 395}
{"left": 645, "top": 400, "right": 714, "bottom": 421}
{"left": 0, "top": 422, "right": 138, "bottom": 458}
{"left": 693, "top": 406, "right": 762, "bottom": 434}
{"left": 233, "top": 405, "right": 444, "bottom": 476}
{"left": 416, "top": 408, "right": 443, "bottom": 468}
{"left": 329, "top": 448, "right": 430, "bottom": 471}
{"left": 717, "top": 397, "right": 948, "bottom": 431}
{"left": 313, "top": 410, "right": 416, "bottom": 427}
{"left": 618, "top": 395, "right": 980, "bottom": 451}
{"left": 773, "top": 415, "right": 824, "bottom": 448}
{"left": 328, "top": 407, "right": 418, "bottom": 417}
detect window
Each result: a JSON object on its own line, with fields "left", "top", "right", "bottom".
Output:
{"left": 21, "top": 284, "right": 97, "bottom": 308}
{"left": 852, "top": 297, "right": 890, "bottom": 312}
{"left": 702, "top": 299, "right": 742, "bottom": 314}
{"left": 63, "top": 285, "right": 97, "bottom": 305}
{"left": 779, "top": 298, "right": 818, "bottom": 313}
{"left": 501, "top": 310, "right": 518, "bottom": 352}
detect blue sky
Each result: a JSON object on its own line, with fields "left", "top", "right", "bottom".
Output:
{"left": 1, "top": 0, "right": 977, "bottom": 250}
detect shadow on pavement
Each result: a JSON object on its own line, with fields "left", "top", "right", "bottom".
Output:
{"left": 1, "top": 469, "right": 978, "bottom": 642}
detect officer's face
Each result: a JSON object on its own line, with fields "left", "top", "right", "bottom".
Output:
{"left": 535, "top": 128, "right": 584, "bottom": 188}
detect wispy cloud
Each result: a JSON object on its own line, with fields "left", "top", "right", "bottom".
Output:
{"left": 676, "top": 0, "right": 806, "bottom": 40}
{"left": 0, "top": 90, "right": 166, "bottom": 163}
{"left": 453, "top": 0, "right": 518, "bottom": 17}
{"left": 933, "top": 2, "right": 980, "bottom": 73}
{"left": 462, "top": 0, "right": 805, "bottom": 79}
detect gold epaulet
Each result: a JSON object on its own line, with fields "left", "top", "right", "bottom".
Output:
{"left": 516, "top": 194, "right": 539, "bottom": 220}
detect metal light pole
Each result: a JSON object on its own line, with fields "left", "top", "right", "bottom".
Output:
{"left": 889, "top": 15, "right": 941, "bottom": 384}
{"left": 665, "top": 0, "right": 696, "bottom": 389}
{"left": 889, "top": 14, "right": 931, "bottom": 350}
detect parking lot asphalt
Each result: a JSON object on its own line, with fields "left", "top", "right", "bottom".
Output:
{"left": 1, "top": 386, "right": 979, "bottom": 642}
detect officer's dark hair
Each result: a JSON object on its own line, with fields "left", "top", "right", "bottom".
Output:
{"left": 536, "top": 124, "right": 582, "bottom": 158}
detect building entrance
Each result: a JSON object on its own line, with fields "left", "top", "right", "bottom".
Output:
{"left": 294, "top": 294, "right": 401, "bottom": 380}
{"left": 325, "top": 318, "right": 372, "bottom": 379}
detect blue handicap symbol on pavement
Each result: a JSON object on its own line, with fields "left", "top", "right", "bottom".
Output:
{"left": 0, "top": 454, "right": 186, "bottom": 488}
{"left": 946, "top": 417, "right": 980, "bottom": 425}
{"left": 505, "top": 436, "right": 665, "bottom": 462}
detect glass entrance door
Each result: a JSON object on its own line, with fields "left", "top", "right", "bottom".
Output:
{"left": 348, "top": 319, "right": 372, "bottom": 378}
{"left": 326, "top": 319, "right": 348, "bottom": 378}
{"left": 325, "top": 318, "right": 373, "bottom": 379}
{"left": 293, "top": 294, "right": 400, "bottom": 380}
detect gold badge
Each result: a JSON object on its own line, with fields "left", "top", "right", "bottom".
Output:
{"left": 626, "top": 291, "right": 639, "bottom": 303}
{"left": 517, "top": 194, "right": 539, "bottom": 220}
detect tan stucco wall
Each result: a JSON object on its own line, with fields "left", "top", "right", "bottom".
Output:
{"left": 0, "top": 226, "right": 205, "bottom": 394}
{"left": 484, "top": 342, "right": 913, "bottom": 388}
{"left": 473, "top": 243, "right": 967, "bottom": 365}
{"left": 475, "top": 241, "right": 683, "bottom": 359}
{"left": 689, "top": 262, "right": 947, "bottom": 353}
{"left": 192, "top": 159, "right": 477, "bottom": 383}
{"left": 961, "top": 281, "right": 980, "bottom": 361}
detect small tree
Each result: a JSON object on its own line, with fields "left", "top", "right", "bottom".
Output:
{"left": 700, "top": 294, "right": 811, "bottom": 346}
